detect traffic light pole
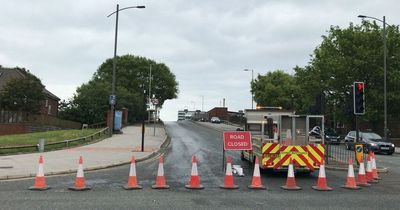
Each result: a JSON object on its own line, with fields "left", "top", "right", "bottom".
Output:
{"left": 355, "top": 116, "right": 359, "bottom": 144}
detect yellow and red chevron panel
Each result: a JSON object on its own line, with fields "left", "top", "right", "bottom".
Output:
{"left": 261, "top": 143, "right": 280, "bottom": 168}
{"left": 261, "top": 143, "right": 325, "bottom": 170}
{"left": 273, "top": 146, "right": 314, "bottom": 170}
{"left": 307, "top": 144, "right": 325, "bottom": 168}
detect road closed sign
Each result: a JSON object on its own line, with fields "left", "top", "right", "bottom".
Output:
{"left": 223, "top": 131, "right": 252, "bottom": 150}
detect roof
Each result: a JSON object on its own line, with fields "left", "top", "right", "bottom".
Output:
{"left": 0, "top": 67, "right": 26, "bottom": 90}
{"left": 0, "top": 66, "right": 60, "bottom": 101}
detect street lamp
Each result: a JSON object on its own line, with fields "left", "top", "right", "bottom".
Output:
{"left": 107, "top": 4, "right": 145, "bottom": 135}
{"left": 148, "top": 64, "right": 152, "bottom": 122}
{"left": 358, "top": 15, "right": 389, "bottom": 141}
{"left": 244, "top": 69, "right": 254, "bottom": 109}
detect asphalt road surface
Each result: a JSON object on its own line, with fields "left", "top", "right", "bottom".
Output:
{"left": 0, "top": 121, "right": 399, "bottom": 210}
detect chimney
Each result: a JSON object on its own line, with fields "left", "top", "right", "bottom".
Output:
{"left": 223, "top": 98, "right": 225, "bottom": 108}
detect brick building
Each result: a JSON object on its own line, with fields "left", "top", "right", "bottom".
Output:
{"left": 0, "top": 66, "right": 60, "bottom": 117}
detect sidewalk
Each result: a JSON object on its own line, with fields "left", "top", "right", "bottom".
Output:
{"left": 0, "top": 124, "right": 168, "bottom": 180}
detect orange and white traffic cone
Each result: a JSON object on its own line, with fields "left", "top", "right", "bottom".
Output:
{"left": 69, "top": 156, "right": 91, "bottom": 191}
{"left": 185, "top": 155, "right": 204, "bottom": 189}
{"left": 152, "top": 155, "right": 169, "bottom": 189}
{"left": 123, "top": 156, "right": 142, "bottom": 190}
{"left": 312, "top": 160, "right": 333, "bottom": 191}
{"left": 356, "top": 161, "right": 370, "bottom": 187}
{"left": 220, "top": 156, "right": 239, "bottom": 189}
{"left": 29, "top": 155, "right": 50, "bottom": 191}
{"left": 366, "top": 154, "right": 378, "bottom": 183}
{"left": 281, "top": 159, "right": 301, "bottom": 190}
{"left": 371, "top": 152, "right": 381, "bottom": 180}
{"left": 341, "top": 159, "right": 361, "bottom": 190}
{"left": 248, "top": 156, "right": 266, "bottom": 189}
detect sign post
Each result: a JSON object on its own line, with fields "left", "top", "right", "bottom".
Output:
{"left": 152, "top": 98, "right": 159, "bottom": 136}
{"left": 222, "top": 131, "right": 252, "bottom": 171}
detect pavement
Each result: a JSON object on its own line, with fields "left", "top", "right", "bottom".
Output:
{"left": 0, "top": 124, "right": 168, "bottom": 180}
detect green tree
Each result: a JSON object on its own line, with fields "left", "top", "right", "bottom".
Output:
{"left": 252, "top": 70, "right": 298, "bottom": 110}
{"left": 0, "top": 72, "right": 46, "bottom": 114}
{"left": 294, "top": 21, "right": 400, "bottom": 130}
{"left": 60, "top": 55, "right": 179, "bottom": 124}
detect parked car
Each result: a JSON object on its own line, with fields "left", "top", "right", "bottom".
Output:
{"left": 308, "top": 126, "right": 341, "bottom": 144}
{"left": 210, "top": 117, "right": 221, "bottom": 123}
{"left": 324, "top": 128, "right": 341, "bottom": 144}
{"left": 344, "top": 131, "right": 395, "bottom": 155}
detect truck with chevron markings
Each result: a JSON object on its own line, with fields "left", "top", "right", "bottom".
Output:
{"left": 241, "top": 109, "right": 325, "bottom": 172}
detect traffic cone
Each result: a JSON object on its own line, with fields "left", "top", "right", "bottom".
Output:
{"left": 341, "top": 159, "right": 361, "bottom": 190}
{"left": 248, "top": 156, "right": 266, "bottom": 189}
{"left": 366, "top": 155, "right": 378, "bottom": 183}
{"left": 185, "top": 155, "right": 204, "bottom": 189}
{"left": 152, "top": 155, "right": 169, "bottom": 189}
{"left": 312, "top": 160, "right": 333, "bottom": 191}
{"left": 281, "top": 159, "right": 301, "bottom": 190}
{"left": 123, "top": 156, "right": 142, "bottom": 190}
{"left": 356, "top": 161, "right": 370, "bottom": 187}
{"left": 29, "top": 155, "right": 50, "bottom": 191}
{"left": 69, "top": 156, "right": 91, "bottom": 191}
{"left": 220, "top": 156, "right": 239, "bottom": 189}
{"left": 371, "top": 152, "right": 381, "bottom": 180}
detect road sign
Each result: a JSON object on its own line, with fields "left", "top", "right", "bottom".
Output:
{"left": 109, "top": 95, "right": 116, "bottom": 106}
{"left": 151, "top": 98, "right": 159, "bottom": 105}
{"left": 355, "top": 144, "right": 364, "bottom": 164}
{"left": 223, "top": 131, "right": 252, "bottom": 150}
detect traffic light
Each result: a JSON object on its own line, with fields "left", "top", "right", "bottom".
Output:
{"left": 353, "top": 82, "right": 365, "bottom": 115}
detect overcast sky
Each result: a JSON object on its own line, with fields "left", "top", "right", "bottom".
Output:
{"left": 0, "top": 0, "right": 398, "bottom": 121}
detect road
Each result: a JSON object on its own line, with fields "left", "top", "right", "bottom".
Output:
{"left": 0, "top": 121, "right": 399, "bottom": 209}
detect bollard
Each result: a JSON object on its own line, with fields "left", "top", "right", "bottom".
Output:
{"left": 38, "top": 139, "right": 45, "bottom": 152}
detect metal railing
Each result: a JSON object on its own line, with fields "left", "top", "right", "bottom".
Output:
{"left": 0, "top": 127, "right": 109, "bottom": 155}
{"left": 325, "top": 142, "right": 368, "bottom": 165}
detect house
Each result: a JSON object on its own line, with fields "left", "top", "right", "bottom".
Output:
{"left": 0, "top": 66, "right": 60, "bottom": 117}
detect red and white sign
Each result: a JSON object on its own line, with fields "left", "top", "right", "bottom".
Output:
{"left": 223, "top": 131, "right": 252, "bottom": 150}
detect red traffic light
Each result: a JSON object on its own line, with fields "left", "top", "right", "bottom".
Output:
{"left": 357, "top": 83, "right": 364, "bottom": 91}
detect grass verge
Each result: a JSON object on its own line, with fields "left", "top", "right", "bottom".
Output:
{"left": 0, "top": 128, "right": 108, "bottom": 155}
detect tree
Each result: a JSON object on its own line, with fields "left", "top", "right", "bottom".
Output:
{"left": 252, "top": 70, "right": 298, "bottom": 110}
{"left": 0, "top": 72, "right": 45, "bottom": 114}
{"left": 60, "top": 55, "right": 179, "bottom": 124}
{"left": 294, "top": 21, "right": 400, "bottom": 130}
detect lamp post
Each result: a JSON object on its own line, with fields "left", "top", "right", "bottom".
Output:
{"left": 107, "top": 4, "right": 145, "bottom": 135}
{"left": 358, "top": 15, "right": 388, "bottom": 141}
{"left": 148, "top": 64, "right": 152, "bottom": 122}
{"left": 244, "top": 69, "right": 254, "bottom": 109}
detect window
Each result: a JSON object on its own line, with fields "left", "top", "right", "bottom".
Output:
{"left": 45, "top": 99, "right": 48, "bottom": 107}
{"left": 247, "top": 124, "right": 261, "bottom": 131}
{"left": 48, "top": 105, "right": 51, "bottom": 115}
{"left": 349, "top": 131, "right": 355, "bottom": 137}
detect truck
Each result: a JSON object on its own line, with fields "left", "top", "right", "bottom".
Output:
{"left": 241, "top": 108, "right": 325, "bottom": 172}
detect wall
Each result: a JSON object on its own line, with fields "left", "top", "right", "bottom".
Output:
{"left": 40, "top": 98, "right": 59, "bottom": 117}
{"left": 0, "top": 123, "right": 27, "bottom": 135}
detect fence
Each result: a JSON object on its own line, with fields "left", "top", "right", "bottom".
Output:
{"left": 325, "top": 142, "right": 369, "bottom": 165}
{"left": 0, "top": 127, "right": 109, "bottom": 155}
